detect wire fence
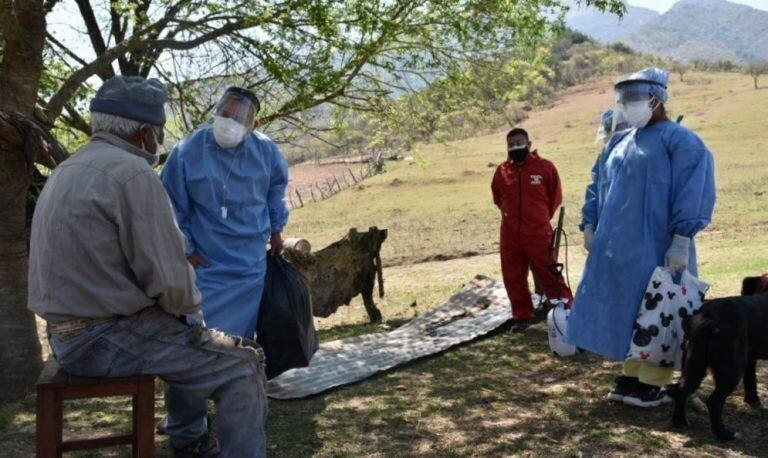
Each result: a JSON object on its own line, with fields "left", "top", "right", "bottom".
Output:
{"left": 286, "top": 162, "right": 382, "bottom": 210}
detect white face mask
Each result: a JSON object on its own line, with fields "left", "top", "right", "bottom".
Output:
{"left": 141, "top": 126, "right": 162, "bottom": 166}
{"left": 621, "top": 98, "right": 656, "bottom": 129}
{"left": 213, "top": 115, "right": 248, "bottom": 149}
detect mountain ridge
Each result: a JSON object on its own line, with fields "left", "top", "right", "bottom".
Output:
{"left": 565, "top": 0, "right": 768, "bottom": 63}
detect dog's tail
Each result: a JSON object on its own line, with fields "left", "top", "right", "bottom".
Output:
{"left": 668, "top": 315, "right": 715, "bottom": 399}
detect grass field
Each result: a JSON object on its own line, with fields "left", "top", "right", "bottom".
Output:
{"left": 2, "top": 71, "right": 768, "bottom": 456}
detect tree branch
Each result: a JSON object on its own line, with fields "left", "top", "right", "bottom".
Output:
{"left": 44, "top": 0, "right": 194, "bottom": 123}
{"left": 44, "top": 0, "right": 61, "bottom": 14}
{"left": 73, "top": 0, "right": 114, "bottom": 80}
{"left": 46, "top": 32, "right": 89, "bottom": 67}
{"left": 63, "top": 103, "right": 91, "bottom": 137}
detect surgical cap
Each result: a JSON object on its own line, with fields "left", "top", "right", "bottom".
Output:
{"left": 614, "top": 67, "right": 669, "bottom": 103}
{"left": 90, "top": 75, "right": 167, "bottom": 125}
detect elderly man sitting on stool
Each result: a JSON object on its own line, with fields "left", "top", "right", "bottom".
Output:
{"left": 28, "top": 75, "right": 268, "bottom": 458}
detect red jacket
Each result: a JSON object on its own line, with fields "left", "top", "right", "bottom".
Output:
{"left": 491, "top": 151, "right": 562, "bottom": 242}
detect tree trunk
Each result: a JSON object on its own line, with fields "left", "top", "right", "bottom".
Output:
{"left": 0, "top": 0, "right": 47, "bottom": 401}
{"left": 0, "top": 118, "right": 43, "bottom": 401}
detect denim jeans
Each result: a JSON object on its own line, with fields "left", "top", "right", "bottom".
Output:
{"left": 48, "top": 306, "right": 267, "bottom": 457}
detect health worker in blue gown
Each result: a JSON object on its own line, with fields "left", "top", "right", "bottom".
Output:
{"left": 565, "top": 68, "right": 716, "bottom": 408}
{"left": 162, "top": 86, "right": 289, "bottom": 338}
{"left": 160, "top": 87, "right": 289, "bottom": 448}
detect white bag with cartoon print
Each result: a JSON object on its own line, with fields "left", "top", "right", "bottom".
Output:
{"left": 626, "top": 267, "right": 709, "bottom": 370}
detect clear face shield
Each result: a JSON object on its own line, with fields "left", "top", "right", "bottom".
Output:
{"left": 614, "top": 82, "right": 668, "bottom": 111}
{"left": 214, "top": 90, "right": 259, "bottom": 128}
{"left": 595, "top": 110, "right": 614, "bottom": 144}
{"left": 595, "top": 109, "right": 631, "bottom": 144}
{"left": 614, "top": 83, "right": 661, "bottom": 129}
{"left": 611, "top": 109, "right": 629, "bottom": 133}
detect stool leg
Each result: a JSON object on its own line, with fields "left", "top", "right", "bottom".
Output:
{"left": 133, "top": 378, "right": 155, "bottom": 457}
{"left": 37, "top": 387, "right": 63, "bottom": 458}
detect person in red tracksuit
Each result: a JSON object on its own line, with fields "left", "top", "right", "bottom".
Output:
{"left": 491, "top": 128, "right": 573, "bottom": 332}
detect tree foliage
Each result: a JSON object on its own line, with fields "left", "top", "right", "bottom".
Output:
{"left": 323, "top": 29, "right": 667, "bottom": 160}
{"left": 744, "top": 61, "right": 768, "bottom": 89}
{"left": 35, "top": 0, "right": 627, "bottom": 150}
{"left": 0, "top": 0, "right": 626, "bottom": 401}
{"left": 671, "top": 60, "right": 688, "bottom": 82}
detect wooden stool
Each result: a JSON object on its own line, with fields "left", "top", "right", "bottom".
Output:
{"left": 36, "top": 359, "right": 155, "bottom": 457}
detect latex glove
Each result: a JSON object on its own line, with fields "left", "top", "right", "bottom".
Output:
{"left": 186, "top": 309, "right": 206, "bottom": 327}
{"left": 665, "top": 234, "right": 690, "bottom": 273}
{"left": 583, "top": 224, "right": 595, "bottom": 252}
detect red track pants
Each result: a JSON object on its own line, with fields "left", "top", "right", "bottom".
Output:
{"left": 500, "top": 227, "right": 573, "bottom": 320}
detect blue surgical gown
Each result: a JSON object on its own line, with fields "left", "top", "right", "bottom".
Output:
{"left": 565, "top": 120, "right": 716, "bottom": 360}
{"left": 161, "top": 126, "right": 289, "bottom": 338}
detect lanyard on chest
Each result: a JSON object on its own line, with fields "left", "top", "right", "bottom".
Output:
{"left": 219, "top": 149, "right": 243, "bottom": 220}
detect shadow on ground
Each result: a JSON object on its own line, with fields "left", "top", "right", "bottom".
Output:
{"left": 2, "top": 318, "right": 767, "bottom": 457}
{"left": 269, "top": 321, "right": 768, "bottom": 457}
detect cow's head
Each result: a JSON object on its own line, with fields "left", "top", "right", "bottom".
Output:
{"left": 347, "top": 226, "right": 388, "bottom": 257}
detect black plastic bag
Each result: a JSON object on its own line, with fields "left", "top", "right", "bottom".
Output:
{"left": 257, "top": 254, "right": 318, "bottom": 379}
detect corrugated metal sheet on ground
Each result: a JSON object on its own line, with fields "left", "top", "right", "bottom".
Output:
{"left": 266, "top": 275, "right": 512, "bottom": 399}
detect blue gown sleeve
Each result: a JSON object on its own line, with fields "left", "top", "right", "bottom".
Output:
{"left": 580, "top": 155, "right": 601, "bottom": 231}
{"left": 267, "top": 144, "right": 290, "bottom": 233}
{"left": 161, "top": 146, "right": 196, "bottom": 256}
{"left": 666, "top": 127, "right": 716, "bottom": 238}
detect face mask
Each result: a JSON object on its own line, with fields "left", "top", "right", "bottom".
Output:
{"left": 621, "top": 98, "right": 656, "bottom": 129}
{"left": 507, "top": 145, "right": 530, "bottom": 163}
{"left": 213, "top": 115, "right": 248, "bottom": 149}
{"left": 141, "top": 126, "right": 162, "bottom": 166}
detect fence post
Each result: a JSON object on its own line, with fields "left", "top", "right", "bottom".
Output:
{"left": 348, "top": 168, "right": 358, "bottom": 184}
{"left": 325, "top": 178, "right": 334, "bottom": 195}
{"left": 310, "top": 187, "right": 316, "bottom": 202}
{"left": 288, "top": 192, "right": 295, "bottom": 209}
{"left": 315, "top": 182, "right": 326, "bottom": 199}
{"left": 295, "top": 188, "right": 304, "bottom": 208}
{"left": 333, "top": 176, "right": 341, "bottom": 193}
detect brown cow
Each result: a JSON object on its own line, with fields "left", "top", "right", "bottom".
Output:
{"left": 284, "top": 227, "right": 387, "bottom": 322}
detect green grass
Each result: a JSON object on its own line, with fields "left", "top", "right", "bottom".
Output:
{"left": 288, "top": 72, "right": 768, "bottom": 297}
{"left": 3, "top": 71, "right": 768, "bottom": 456}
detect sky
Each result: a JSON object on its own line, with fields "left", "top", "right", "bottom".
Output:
{"left": 627, "top": 0, "right": 768, "bottom": 12}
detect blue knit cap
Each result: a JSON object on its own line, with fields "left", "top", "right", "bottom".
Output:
{"left": 614, "top": 67, "right": 669, "bottom": 103}
{"left": 90, "top": 76, "right": 167, "bottom": 125}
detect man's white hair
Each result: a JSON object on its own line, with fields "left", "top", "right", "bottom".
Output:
{"left": 91, "top": 112, "right": 144, "bottom": 137}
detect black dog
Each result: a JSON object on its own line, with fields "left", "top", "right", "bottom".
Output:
{"left": 668, "top": 276, "right": 768, "bottom": 440}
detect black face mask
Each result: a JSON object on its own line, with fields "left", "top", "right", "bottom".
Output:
{"left": 507, "top": 146, "right": 530, "bottom": 163}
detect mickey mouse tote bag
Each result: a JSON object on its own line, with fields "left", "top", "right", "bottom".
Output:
{"left": 626, "top": 267, "right": 709, "bottom": 370}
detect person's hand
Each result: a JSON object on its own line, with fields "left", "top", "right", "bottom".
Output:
{"left": 665, "top": 234, "right": 690, "bottom": 273}
{"left": 187, "top": 253, "right": 209, "bottom": 268}
{"left": 583, "top": 225, "right": 595, "bottom": 252}
{"left": 270, "top": 232, "right": 284, "bottom": 256}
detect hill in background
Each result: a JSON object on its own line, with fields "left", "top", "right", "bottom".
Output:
{"left": 565, "top": 2, "right": 659, "bottom": 43}
{"left": 566, "top": 0, "right": 768, "bottom": 63}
